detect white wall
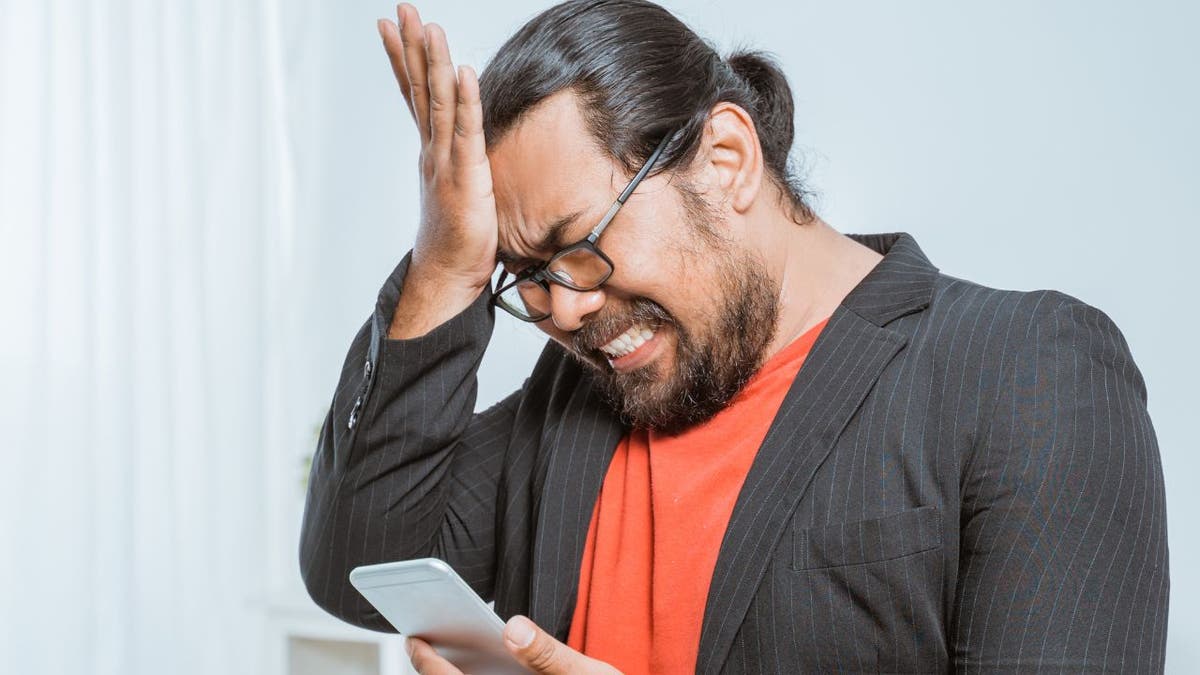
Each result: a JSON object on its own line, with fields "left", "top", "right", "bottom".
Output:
{"left": 292, "top": 1, "right": 1197, "bottom": 670}
{"left": 1, "top": 0, "right": 299, "bottom": 672}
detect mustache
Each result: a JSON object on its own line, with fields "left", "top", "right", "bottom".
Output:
{"left": 572, "top": 298, "right": 674, "bottom": 354}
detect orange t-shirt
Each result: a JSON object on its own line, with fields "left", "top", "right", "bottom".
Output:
{"left": 566, "top": 316, "right": 830, "bottom": 674}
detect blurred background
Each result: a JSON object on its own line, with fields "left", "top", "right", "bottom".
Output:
{"left": 1, "top": 0, "right": 1195, "bottom": 673}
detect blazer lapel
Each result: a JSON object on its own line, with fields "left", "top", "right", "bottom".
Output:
{"left": 695, "top": 231, "right": 939, "bottom": 673}
{"left": 529, "top": 374, "right": 625, "bottom": 641}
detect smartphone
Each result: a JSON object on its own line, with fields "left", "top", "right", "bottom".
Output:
{"left": 348, "top": 558, "right": 527, "bottom": 674}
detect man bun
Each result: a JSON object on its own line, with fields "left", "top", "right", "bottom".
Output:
{"left": 726, "top": 50, "right": 797, "bottom": 192}
{"left": 481, "top": 0, "right": 816, "bottom": 225}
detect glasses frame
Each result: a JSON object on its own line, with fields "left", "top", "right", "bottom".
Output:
{"left": 491, "top": 129, "right": 677, "bottom": 322}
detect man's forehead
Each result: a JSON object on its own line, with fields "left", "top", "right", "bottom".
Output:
{"left": 491, "top": 90, "right": 597, "bottom": 153}
{"left": 488, "top": 93, "right": 612, "bottom": 194}
{"left": 489, "top": 92, "right": 617, "bottom": 262}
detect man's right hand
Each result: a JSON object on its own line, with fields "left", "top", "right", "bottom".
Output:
{"left": 378, "top": 4, "right": 500, "bottom": 339}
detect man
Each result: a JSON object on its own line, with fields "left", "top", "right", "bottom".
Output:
{"left": 299, "top": 1, "right": 1170, "bottom": 672}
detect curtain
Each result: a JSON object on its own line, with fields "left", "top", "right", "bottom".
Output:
{"left": 0, "top": 0, "right": 300, "bottom": 672}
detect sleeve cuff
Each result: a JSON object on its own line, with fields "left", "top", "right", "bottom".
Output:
{"left": 366, "top": 250, "right": 496, "bottom": 388}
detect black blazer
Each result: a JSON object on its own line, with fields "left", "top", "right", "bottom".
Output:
{"left": 300, "top": 232, "right": 1169, "bottom": 673}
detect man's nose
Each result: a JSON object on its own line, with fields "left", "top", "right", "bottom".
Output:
{"left": 547, "top": 283, "right": 606, "bottom": 332}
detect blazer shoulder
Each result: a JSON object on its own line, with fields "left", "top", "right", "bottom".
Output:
{"left": 928, "top": 272, "right": 1119, "bottom": 332}
{"left": 914, "top": 273, "right": 1131, "bottom": 366}
{"left": 925, "top": 273, "right": 1143, "bottom": 392}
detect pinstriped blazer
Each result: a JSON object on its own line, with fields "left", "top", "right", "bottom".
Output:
{"left": 299, "top": 231, "right": 1169, "bottom": 673}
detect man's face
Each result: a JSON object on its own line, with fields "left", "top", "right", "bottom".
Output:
{"left": 488, "top": 92, "right": 779, "bottom": 435}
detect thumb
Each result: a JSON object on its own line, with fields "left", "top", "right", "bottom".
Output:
{"left": 503, "top": 615, "right": 614, "bottom": 674}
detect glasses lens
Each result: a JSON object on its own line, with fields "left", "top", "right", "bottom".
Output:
{"left": 546, "top": 247, "right": 612, "bottom": 289}
{"left": 498, "top": 278, "right": 551, "bottom": 320}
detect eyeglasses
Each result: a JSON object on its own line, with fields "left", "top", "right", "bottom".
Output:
{"left": 491, "top": 129, "right": 676, "bottom": 322}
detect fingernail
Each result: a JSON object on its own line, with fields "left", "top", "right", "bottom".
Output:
{"left": 405, "top": 637, "right": 415, "bottom": 656}
{"left": 505, "top": 616, "right": 535, "bottom": 648}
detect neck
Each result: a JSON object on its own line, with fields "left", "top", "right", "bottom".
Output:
{"left": 757, "top": 215, "right": 883, "bottom": 360}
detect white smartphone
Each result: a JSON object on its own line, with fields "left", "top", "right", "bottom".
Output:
{"left": 348, "top": 558, "right": 527, "bottom": 674}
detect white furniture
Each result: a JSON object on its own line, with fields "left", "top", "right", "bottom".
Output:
{"left": 265, "top": 587, "right": 416, "bottom": 675}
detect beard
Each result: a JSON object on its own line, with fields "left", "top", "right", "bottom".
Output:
{"left": 568, "top": 189, "right": 780, "bottom": 436}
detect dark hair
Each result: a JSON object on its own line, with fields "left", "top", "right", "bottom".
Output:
{"left": 478, "top": 0, "right": 816, "bottom": 225}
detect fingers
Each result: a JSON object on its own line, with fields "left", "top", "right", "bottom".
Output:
{"left": 451, "top": 64, "right": 487, "bottom": 171}
{"left": 424, "top": 23, "right": 458, "bottom": 160}
{"left": 405, "top": 636, "right": 464, "bottom": 675}
{"left": 398, "top": 3, "right": 432, "bottom": 144}
{"left": 383, "top": 6, "right": 479, "bottom": 169}
{"left": 377, "top": 18, "right": 415, "bottom": 122}
{"left": 503, "top": 615, "right": 622, "bottom": 674}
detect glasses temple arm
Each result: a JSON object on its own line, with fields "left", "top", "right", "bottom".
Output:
{"left": 588, "top": 200, "right": 624, "bottom": 240}
{"left": 589, "top": 130, "right": 677, "bottom": 240}
{"left": 616, "top": 131, "right": 674, "bottom": 203}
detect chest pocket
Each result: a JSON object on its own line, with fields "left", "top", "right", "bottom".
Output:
{"left": 744, "top": 505, "right": 947, "bottom": 671}
{"left": 792, "top": 504, "right": 942, "bottom": 570}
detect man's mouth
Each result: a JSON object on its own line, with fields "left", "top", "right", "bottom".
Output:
{"left": 597, "top": 322, "right": 658, "bottom": 359}
{"left": 572, "top": 298, "right": 673, "bottom": 369}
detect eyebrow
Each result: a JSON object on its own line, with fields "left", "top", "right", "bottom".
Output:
{"left": 495, "top": 209, "right": 587, "bottom": 266}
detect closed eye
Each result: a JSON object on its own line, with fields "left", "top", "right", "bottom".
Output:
{"left": 497, "top": 252, "right": 543, "bottom": 277}
{"left": 505, "top": 262, "right": 532, "bottom": 276}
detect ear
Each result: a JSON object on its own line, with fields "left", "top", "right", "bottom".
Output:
{"left": 701, "top": 101, "right": 764, "bottom": 214}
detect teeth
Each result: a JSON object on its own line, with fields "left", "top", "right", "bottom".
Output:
{"left": 600, "top": 323, "right": 656, "bottom": 358}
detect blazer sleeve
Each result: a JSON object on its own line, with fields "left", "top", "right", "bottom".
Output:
{"left": 298, "top": 250, "right": 522, "bottom": 632}
{"left": 951, "top": 292, "right": 1170, "bottom": 672}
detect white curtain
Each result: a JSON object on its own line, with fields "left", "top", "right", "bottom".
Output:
{"left": 0, "top": 0, "right": 301, "bottom": 672}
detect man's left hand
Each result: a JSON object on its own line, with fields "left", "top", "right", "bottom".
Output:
{"left": 405, "top": 614, "right": 622, "bottom": 674}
